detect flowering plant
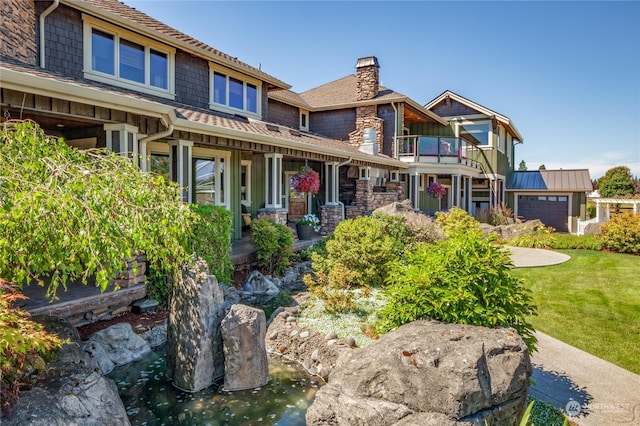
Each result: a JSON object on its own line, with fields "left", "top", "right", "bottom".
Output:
{"left": 427, "top": 181, "right": 446, "bottom": 199}
{"left": 296, "top": 213, "right": 320, "bottom": 232}
{"left": 291, "top": 167, "right": 320, "bottom": 195}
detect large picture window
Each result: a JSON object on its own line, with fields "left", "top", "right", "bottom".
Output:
{"left": 83, "top": 16, "right": 175, "bottom": 99}
{"left": 210, "top": 65, "right": 261, "bottom": 116}
{"left": 459, "top": 121, "right": 490, "bottom": 146}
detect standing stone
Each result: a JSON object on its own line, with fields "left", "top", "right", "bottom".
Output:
{"left": 166, "top": 258, "right": 225, "bottom": 392}
{"left": 221, "top": 304, "right": 269, "bottom": 391}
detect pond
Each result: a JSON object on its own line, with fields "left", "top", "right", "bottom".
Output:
{"left": 108, "top": 345, "right": 318, "bottom": 426}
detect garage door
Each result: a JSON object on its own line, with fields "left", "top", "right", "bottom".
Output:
{"left": 518, "top": 195, "right": 569, "bottom": 232}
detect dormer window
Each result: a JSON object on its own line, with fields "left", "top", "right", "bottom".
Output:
{"left": 83, "top": 16, "right": 175, "bottom": 99}
{"left": 300, "top": 110, "right": 309, "bottom": 131}
{"left": 210, "top": 65, "right": 260, "bottom": 117}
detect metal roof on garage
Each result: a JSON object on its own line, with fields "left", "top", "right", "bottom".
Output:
{"left": 507, "top": 169, "right": 593, "bottom": 192}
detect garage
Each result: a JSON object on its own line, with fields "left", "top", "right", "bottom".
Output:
{"left": 507, "top": 169, "right": 593, "bottom": 234}
{"left": 517, "top": 195, "right": 569, "bottom": 232}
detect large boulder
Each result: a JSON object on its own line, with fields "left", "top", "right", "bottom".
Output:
{"left": 5, "top": 316, "right": 129, "bottom": 426}
{"left": 482, "top": 219, "right": 546, "bottom": 240}
{"left": 84, "top": 322, "right": 151, "bottom": 374}
{"left": 221, "top": 304, "right": 269, "bottom": 391}
{"left": 306, "top": 320, "right": 531, "bottom": 426}
{"left": 166, "top": 257, "right": 226, "bottom": 392}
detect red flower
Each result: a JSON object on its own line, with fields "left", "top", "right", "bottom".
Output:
{"left": 427, "top": 182, "right": 446, "bottom": 199}
{"left": 291, "top": 167, "right": 320, "bottom": 195}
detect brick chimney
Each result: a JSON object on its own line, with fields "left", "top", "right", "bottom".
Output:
{"left": 356, "top": 56, "right": 379, "bottom": 101}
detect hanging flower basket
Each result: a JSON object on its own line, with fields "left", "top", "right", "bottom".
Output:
{"left": 291, "top": 167, "right": 320, "bottom": 195}
{"left": 427, "top": 181, "right": 446, "bottom": 199}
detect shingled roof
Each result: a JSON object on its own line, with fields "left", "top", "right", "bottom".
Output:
{"left": 62, "top": 0, "right": 289, "bottom": 90}
{"left": 299, "top": 75, "right": 406, "bottom": 108}
{"left": 1, "top": 58, "right": 405, "bottom": 168}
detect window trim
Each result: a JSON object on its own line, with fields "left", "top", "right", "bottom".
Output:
{"left": 300, "top": 109, "right": 309, "bottom": 131}
{"left": 209, "top": 64, "right": 262, "bottom": 117}
{"left": 82, "top": 15, "right": 176, "bottom": 100}
{"left": 455, "top": 119, "right": 492, "bottom": 148}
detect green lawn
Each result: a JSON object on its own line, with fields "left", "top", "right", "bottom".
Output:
{"left": 512, "top": 249, "right": 640, "bottom": 374}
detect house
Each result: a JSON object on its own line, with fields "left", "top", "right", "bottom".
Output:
{"left": 271, "top": 59, "right": 523, "bottom": 217}
{"left": 1, "top": 0, "right": 407, "bottom": 241}
{"left": 507, "top": 169, "right": 592, "bottom": 233}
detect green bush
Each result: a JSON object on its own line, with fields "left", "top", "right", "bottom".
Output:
{"left": 435, "top": 206, "right": 482, "bottom": 237}
{"left": 0, "top": 121, "right": 193, "bottom": 299}
{"left": 600, "top": 212, "right": 640, "bottom": 254}
{"left": 188, "top": 204, "right": 234, "bottom": 284}
{"left": 311, "top": 215, "right": 411, "bottom": 289}
{"left": 549, "top": 233, "right": 602, "bottom": 250}
{"left": 0, "top": 280, "right": 66, "bottom": 416}
{"left": 251, "top": 217, "right": 294, "bottom": 275}
{"left": 508, "top": 225, "right": 556, "bottom": 249}
{"left": 377, "top": 232, "right": 537, "bottom": 352}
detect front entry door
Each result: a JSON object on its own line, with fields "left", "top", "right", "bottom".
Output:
{"left": 286, "top": 171, "right": 307, "bottom": 221}
{"left": 289, "top": 191, "right": 307, "bottom": 221}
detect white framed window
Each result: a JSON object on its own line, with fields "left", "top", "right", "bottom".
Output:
{"left": 456, "top": 120, "right": 491, "bottom": 147}
{"left": 359, "top": 166, "right": 371, "bottom": 180}
{"left": 300, "top": 110, "right": 309, "bottom": 131}
{"left": 82, "top": 15, "right": 175, "bottom": 99}
{"left": 498, "top": 125, "right": 506, "bottom": 153}
{"left": 210, "top": 64, "right": 261, "bottom": 117}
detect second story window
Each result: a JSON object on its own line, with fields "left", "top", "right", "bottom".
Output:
{"left": 83, "top": 16, "right": 175, "bottom": 99}
{"left": 210, "top": 65, "right": 260, "bottom": 117}
{"left": 458, "top": 121, "right": 490, "bottom": 147}
{"left": 300, "top": 110, "right": 309, "bottom": 131}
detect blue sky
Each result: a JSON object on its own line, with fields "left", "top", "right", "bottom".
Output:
{"left": 123, "top": 0, "right": 640, "bottom": 179}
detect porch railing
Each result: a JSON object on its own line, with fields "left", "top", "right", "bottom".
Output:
{"left": 396, "top": 135, "right": 480, "bottom": 168}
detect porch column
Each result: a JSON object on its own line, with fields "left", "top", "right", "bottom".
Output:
{"left": 168, "top": 140, "right": 193, "bottom": 203}
{"left": 452, "top": 174, "right": 460, "bottom": 207}
{"left": 325, "top": 162, "right": 340, "bottom": 206}
{"left": 264, "top": 153, "right": 283, "bottom": 208}
{"left": 408, "top": 172, "right": 419, "bottom": 210}
{"left": 104, "top": 123, "right": 139, "bottom": 164}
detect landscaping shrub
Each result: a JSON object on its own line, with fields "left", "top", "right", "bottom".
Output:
{"left": 188, "top": 204, "right": 234, "bottom": 284}
{"left": 0, "top": 121, "right": 193, "bottom": 299}
{"left": 550, "top": 233, "right": 602, "bottom": 250}
{"left": 508, "top": 225, "right": 556, "bottom": 248}
{"left": 600, "top": 212, "right": 640, "bottom": 254}
{"left": 377, "top": 232, "right": 537, "bottom": 352}
{"left": 435, "top": 206, "right": 482, "bottom": 237}
{"left": 310, "top": 215, "right": 411, "bottom": 290}
{"left": 0, "top": 279, "right": 66, "bottom": 416}
{"left": 251, "top": 217, "right": 294, "bottom": 275}
{"left": 475, "top": 202, "right": 513, "bottom": 226}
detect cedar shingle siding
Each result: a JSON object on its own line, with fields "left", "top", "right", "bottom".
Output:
{"left": 431, "top": 100, "right": 477, "bottom": 117}
{"left": 310, "top": 109, "right": 356, "bottom": 141}
{"left": 175, "top": 51, "right": 210, "bottom": 108}
{"left": 41, "top": 3, "right": 84, "bottom": 78}
{"left": 268, "top": 99, "right": 299, "bottom": 129}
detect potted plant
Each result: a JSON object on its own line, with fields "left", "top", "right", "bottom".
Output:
{"left": 295, "top": 213, "right": 320, "bottom": 240}
{"left": 427, "top": 181, "right": 446, "bottom": 199}
{"left": 290, "top": 167, "right": 320, "bottom": 195}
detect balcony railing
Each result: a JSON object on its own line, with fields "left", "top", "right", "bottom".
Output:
{"left": 396, "top": 135, "right": 480, "bottom": 168}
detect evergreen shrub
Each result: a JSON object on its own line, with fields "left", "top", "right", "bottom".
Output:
{"left": 251, "top": 217, "right": 294, "bottom": 275}
{"left": 600, "top": 212, "right": 640, "bottom": 254}
{"left": 377, "top": 232, "right": 537, "bottom": 352}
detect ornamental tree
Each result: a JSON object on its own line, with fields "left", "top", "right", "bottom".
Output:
{"left": 598, "top": 166, "right": 637, "bottom": 198}
{"left": 0, "top": 120, "right": 195, "bottom": 299}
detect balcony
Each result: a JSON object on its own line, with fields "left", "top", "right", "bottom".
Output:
{"left": 396, "top": 136, "right": 481, "bottom": 169}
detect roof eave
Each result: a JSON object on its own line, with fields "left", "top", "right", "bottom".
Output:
{"left": 60, "top": 0, "right": 291, "bottom": 90}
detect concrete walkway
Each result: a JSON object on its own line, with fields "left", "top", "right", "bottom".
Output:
{"left": 508, "top": 247, "right": 640, "bottom": 425}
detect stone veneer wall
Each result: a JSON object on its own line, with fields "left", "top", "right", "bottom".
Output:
{"left": 356, "top": 63, "right": 379, "bottom": 101}
{"left": 112, "top": 255, "right": 147, "bottom": 288}
{"left": 319, "top": 205, "right": 342, "bottom": 235}
{"left": 349, "top": 180, "right": 405, "bottom": 216}
{"left": 1, "top": 0, "right": 37, "bottom": 65}
{"left": 349, "top": 105, "right": 384, "bottom": 151}
{"left": 258, "top": 208, "right": 288, "bottom": 225}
